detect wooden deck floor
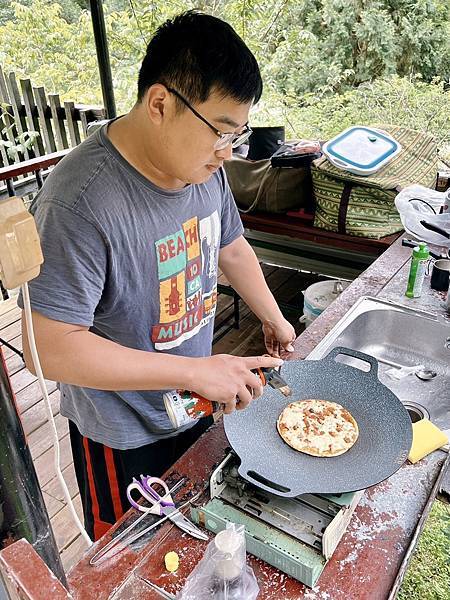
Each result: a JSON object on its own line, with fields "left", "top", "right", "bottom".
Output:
{"left": 0, "top": 264, "right": 320, "bottom": 573}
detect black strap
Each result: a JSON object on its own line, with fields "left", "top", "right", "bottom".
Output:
{"left": 338, "top": 182, "right": 353, "bottom": 234}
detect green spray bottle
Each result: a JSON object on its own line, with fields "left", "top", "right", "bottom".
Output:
{"left": 405, "top": 242, "right": 430, "bottom": 298}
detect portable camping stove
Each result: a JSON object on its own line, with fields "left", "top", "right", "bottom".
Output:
{"left": 191, "top": 451, "right": 362, "bottom": 588}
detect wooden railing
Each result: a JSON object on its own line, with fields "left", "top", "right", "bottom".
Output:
{"left": 0, "top": 149, "right": 70, "bottom": 198}
{"left": 0, "top": 66, "right": 105, "bottom": 199}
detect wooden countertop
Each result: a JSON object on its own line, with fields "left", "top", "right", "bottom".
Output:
{"left": 67, "top": 237, "right": 449, "bottom": 599}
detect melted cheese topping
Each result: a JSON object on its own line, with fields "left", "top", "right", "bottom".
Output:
{"left": 277, "top": 399, "right": 359, "bottom": 456}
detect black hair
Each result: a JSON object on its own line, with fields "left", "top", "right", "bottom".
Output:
{"left": 137, "top": 10, "right": 262, "bottom": 107}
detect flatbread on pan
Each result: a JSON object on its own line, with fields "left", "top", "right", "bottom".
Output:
{"left": 277, "top": 399, "right": 359, "bottom": 457}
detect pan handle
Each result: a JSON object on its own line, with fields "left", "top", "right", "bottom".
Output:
{"left": 323, "top": 347, "right": 379, "bottom": 377}
{"left": 237, "top": 465, "right": 298, "bottom": 497}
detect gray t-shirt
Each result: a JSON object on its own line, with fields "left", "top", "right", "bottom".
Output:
{"left": 18, "top": 124, "right": 244, "bottom": 449}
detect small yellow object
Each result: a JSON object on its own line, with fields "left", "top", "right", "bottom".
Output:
{"left": 408, "top": 419, "right": 448, "bottom": 464}
{"left": 164, "top": 551, "right": 179, "bottom": 573}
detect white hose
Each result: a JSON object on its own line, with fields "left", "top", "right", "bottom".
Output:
{"left": 22, "top": 282, "right": 93, "bottom": 547}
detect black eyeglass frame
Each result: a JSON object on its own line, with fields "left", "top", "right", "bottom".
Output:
{"left": 166, "top": 87, "right": 252, "bottom": 150}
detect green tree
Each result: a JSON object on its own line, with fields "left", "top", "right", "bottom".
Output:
{"left": 257, "top": 0, "right": 450, "bottom": 97}
{"left": 0, "top": 0, "right": 92, "bottom": 25}
{"left": 0, "top": 2, "right": 102, "bottom": 104}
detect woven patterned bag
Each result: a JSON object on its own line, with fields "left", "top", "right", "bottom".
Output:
{"left": 312, "top": 125, "right": 439, "bottom": 239}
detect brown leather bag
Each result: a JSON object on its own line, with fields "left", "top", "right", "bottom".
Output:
{"left": 224, "top": 155, "right": 312, "bottom": 214}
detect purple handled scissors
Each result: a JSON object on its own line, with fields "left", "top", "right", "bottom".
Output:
{"left": 126, "top": 475, "right": 208, "bottom": 540}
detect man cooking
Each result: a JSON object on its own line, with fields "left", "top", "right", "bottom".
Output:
{"left": 19, "top": 10, "right": 295, "bottom": 541}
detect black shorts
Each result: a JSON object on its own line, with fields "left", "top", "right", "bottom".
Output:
{"left": 68, "top": 417, "right": 213, "bottom": 541}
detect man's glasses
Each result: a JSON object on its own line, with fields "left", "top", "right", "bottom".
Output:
{"left": 167, "top": 87, "right": 252, "bottom": 151}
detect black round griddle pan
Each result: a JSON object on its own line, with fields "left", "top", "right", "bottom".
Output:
{"left": 224, "top": 347, "right": 412, "bottom": 498}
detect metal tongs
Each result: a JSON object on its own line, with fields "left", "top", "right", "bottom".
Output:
{"left": 90, "top": 478, "right": 204, "bottom": 566}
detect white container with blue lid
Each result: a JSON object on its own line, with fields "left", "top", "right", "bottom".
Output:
{"left": 322, "top": 126, "right": 402, "bottom": 176}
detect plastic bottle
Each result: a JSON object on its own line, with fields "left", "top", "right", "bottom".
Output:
{"left": 211, "top": 528, "right": 245, "bottom": 600}
{"left": 405, "top": 242, "right": 430, "bottom": 298}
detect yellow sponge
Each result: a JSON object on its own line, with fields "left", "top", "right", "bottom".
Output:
{"left": 164, "top": 551, "right": 179, "bottom": 573}
{"left": 408, "top": 419, "right": 449, "bottom": 464}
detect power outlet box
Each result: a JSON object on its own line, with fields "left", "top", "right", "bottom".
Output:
{"left": 0, "top": 196, "right": 43, "bottom": 289}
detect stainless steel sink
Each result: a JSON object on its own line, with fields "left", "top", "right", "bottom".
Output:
{"left": 308, "top": 297, "right": 450, "bottom": 435}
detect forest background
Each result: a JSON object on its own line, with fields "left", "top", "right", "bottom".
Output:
{"left": 0, "top": 1, "right": 449, "bottom": 157}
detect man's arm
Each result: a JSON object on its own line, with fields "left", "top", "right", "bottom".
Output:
{"left": 21, "top": 311, "right": 282, "bottom": 412}
{"left": 218, "top": 235, "right": 295, "bottom": 354}
{"left": 21, "top": 311, "right": 195, "bottom": 391}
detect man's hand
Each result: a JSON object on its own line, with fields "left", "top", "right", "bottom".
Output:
{"left": 190, "top": 354, "right": 283, "bottom": 415}
{"left": 262, "top": 317, "right": 296, "bottom": 357}
{"left": 219, "top": 238, "right": 296, "bottom": 359}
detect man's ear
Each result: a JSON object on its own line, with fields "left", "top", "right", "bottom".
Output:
{"left": 145, "top": 84, "right": 172, "bottom": 124}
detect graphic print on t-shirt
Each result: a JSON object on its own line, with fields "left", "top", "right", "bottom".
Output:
{"left": 151, "top": 211, "right": 219, "bottom": 350}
